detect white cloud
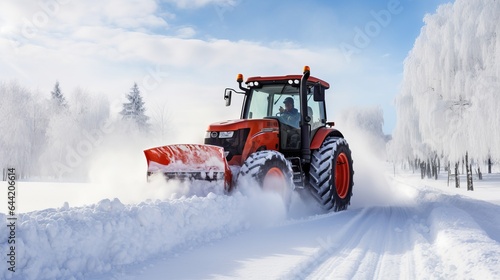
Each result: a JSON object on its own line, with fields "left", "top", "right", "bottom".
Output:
{"left": 0, "top": 0, "right": 168, "bottom": 42}
{"left": 163, "top": 0, "right": 238, "bottom": 9}
{"left": 175, "top": 26, "right": 197, "bottom": 38}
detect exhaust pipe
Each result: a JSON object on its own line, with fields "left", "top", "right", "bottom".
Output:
{"left": 300, "top": 66, "right": 311, "bottom": 163}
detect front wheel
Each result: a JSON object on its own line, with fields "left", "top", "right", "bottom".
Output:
{"left": 237, "top": 150, "right": 294, "bottom": 206}
{"left": 309, "top": 136, "right": 354, "bottom": 212}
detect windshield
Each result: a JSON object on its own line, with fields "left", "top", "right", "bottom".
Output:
{"left": 246, "top": 84, "right": 297, "bottom": 119}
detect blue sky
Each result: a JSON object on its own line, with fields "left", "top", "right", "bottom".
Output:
{"left": 166, "top": 0, "right": 450, "bottom": 57}
{"left": 163, "top": 0, "right": 451, "bottom": 134}
{"left": 0, "top": 0, "right": 451, "bottom": 137}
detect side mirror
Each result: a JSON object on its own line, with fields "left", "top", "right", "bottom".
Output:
{"left": 314, "top": 86, "right": 325, "bottom": 102}
{"left": 224, "top": 88, "right": 234, "bottom": 106}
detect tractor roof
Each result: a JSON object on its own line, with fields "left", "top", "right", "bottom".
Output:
{"left": 246, "top": 75, "right": 330, "bottom": 89}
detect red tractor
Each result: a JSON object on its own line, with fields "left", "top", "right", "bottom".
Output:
{"left": 144, "top": 66, "right": 354, "bottom": 211}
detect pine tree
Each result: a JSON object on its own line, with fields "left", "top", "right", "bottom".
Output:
{"left": 120, "top": 82, "right": 149, "bottom": 131}
{"left": 51, "top": 81, "right": 67, "bottom": 109}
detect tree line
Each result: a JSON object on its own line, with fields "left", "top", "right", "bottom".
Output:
{"left": 0, "top": 81, "right": 160, "bottom": 180}
{"left": 388, "top": 0, "right": 499, "bottom": 189}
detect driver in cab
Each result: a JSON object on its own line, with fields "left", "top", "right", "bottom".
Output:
{"left": 279, "top": 97, "right": 300, "bottom": 128}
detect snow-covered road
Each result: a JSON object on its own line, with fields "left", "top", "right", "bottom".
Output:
{"left": 2, "top": 170, "right": 499, "bottom": 280}
{"left": 96, "top": 174, "right": 500, "bottom": 280}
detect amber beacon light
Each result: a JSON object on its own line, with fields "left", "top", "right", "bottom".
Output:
{"left": 236, "top": 73, "right": 244, "bottom": 83}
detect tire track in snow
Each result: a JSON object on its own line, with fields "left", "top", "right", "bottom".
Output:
{"left": 366, "top": 207, "right": 414, "bottom": 279}
{"left": 284, "top": 176, "right": 500, "bottom": 280}
{"left": 278, "top": 207, "right": 370, "bottom": 280}
{"left": 280, "top": 206, "right": 420, "bottom": 279}
{"left": 302, "top": 206, "right": 422, "bottom": 280}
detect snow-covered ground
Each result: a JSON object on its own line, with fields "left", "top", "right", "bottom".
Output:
{"left": 1, "top": 165, "right": 499, "bottom": 280}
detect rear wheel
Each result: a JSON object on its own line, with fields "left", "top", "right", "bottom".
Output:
{"left": 309, "top": 136, "right": 354, "bottom": 211}
{"left": 237, "top": 150, "right": 294, "bottom": 205}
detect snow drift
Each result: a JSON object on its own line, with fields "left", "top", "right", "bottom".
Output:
{"left": 0, "top": 193, "right": 248, "bottom": 280}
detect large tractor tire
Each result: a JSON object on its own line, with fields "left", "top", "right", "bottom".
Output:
{"left": 309, "top": 136, "right": 354, "bottom": 212}
{"left": 237, "top": 150, "right": 294, "bottom": 205}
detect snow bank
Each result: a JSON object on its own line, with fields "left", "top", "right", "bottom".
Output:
{"left": 0, "top": 174, "right": 295, "bottom": 280}
{"left": 0, "top": 194, "right": 251, "bottom": 280}
{"left": 428, "top": 205, "right": 500, "bottom": 279}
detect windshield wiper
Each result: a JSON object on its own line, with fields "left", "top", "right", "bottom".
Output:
{"left": 273, "top": 84, "right": 289, "bottom": 105}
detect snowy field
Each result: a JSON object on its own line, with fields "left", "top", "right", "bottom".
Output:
{"left": 1, "top": 165, "right": 499, "bottom": 280}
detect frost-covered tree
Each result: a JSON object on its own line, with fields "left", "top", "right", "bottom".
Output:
{"left": 42, "top": 88, "right": 111, "bottom": 179}
{"left": 0, "top": 81, "right": 49, "bottom": 178}
{"left": 390, "top": 0, "right": 500, "bottom": 173}
{"left": 51, "top": 81, "right": 67, "bottom": 109}
{"left": 120, "top": 83, "right": 149, "bottom": 131}
{"left": 149, "top": 102, "right": 171, "bottom": 143}
{"left": 1, "top": 80, "right": 112, "bottom": 180}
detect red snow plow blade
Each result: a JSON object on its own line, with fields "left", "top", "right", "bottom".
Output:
{"left": 144, "top": 144, "right": 232, "bottom": 190}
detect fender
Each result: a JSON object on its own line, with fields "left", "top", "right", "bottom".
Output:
{"left": 242, "top": 128, "right": 280, "bottom": 161}
{"left": 310, "top": 127, "right": 344, "bottom": 150}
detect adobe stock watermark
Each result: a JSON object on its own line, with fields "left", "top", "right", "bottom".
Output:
{"left": 51, "top": 120, "right": 115, "bottom": 178}
{"left": 213, "top": 0, "right": 241, "bottom": 22}
{"left": 340, "top": 0, "right": 403, "bottom": 62}
{"left": 140, "top": 64, "right": 170, "bottom": 93}
{"left": 21, "top": 0, "right": 72, "bottom": 39}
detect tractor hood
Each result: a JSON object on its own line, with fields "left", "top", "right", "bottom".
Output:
{"left": 205, "top": 118, "right": 280, "bottom": 166}
{"left": 207, "top": 118, "right": 279, "bottom": 132}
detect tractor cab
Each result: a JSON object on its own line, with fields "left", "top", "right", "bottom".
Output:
{"left": 224, "top": 73, "right": 330, "bottom": 155}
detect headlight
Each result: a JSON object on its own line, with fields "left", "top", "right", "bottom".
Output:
{"left": 219, "top": 131, "right": 234, "bottom": 138}
{"left": 205, "top": 131, "right": 219, "bottom": 138}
